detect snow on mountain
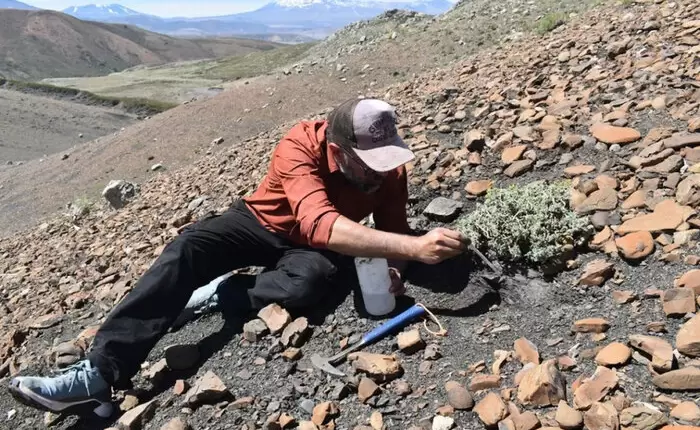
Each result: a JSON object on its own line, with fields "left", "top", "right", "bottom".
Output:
{"left": 62, "top": 3, "right": 153, "bottom": 21}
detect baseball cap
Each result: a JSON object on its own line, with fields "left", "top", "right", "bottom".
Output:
{"left": 327, "top": 98, "right": 415, "bottom": 172}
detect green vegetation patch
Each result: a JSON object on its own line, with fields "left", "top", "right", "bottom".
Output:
{"left": 200, "top": 42, "right": 315, "bottom": 81}
{"left": 456, "top": 180, "right": 592, "bottom": 266}
{"left": 0, "top": 78, "right": 177, "bottom": 115}
{"left": 534, "top": 11, "right": 568, "bottom": 34}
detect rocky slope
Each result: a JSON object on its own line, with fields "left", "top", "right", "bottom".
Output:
{"left": 1, "top": 0, "right": 700, "bottom": 429}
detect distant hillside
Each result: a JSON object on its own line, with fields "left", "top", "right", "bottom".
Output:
{"left": 0, "top": 0, "right": 36, "bottom": 9}
{"left": 58, "top": 0, "right": 455, "bottom": 39}
{"left": 0, "top": 9, "right": 283, "bottom": 80}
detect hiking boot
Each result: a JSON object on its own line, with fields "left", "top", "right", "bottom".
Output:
{"left": 8, "top": 359, "right": 113, "bottom": 417}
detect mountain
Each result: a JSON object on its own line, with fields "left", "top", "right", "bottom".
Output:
{"left": 59, "top": 0, "right": 455, "bottom": 38}
{"left": 0, "top": 9, "right": 282, "bottom": 80}
{"left": 230, "top": 0, "right": 454, "bottom": 27}
{"left": 61, "top": 3, "right": 151, "bottom": 21}
{"left": 0, "top": 0, "right": 37, "bottom": 9}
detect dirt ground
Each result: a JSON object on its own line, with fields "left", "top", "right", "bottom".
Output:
{"left": 0, "top": 89, "right": 138, "bottom": 164}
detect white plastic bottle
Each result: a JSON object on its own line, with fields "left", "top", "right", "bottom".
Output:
{"left": 354, "top": 257, "right": 396, "bottom": 316}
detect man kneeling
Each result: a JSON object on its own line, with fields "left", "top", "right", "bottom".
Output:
{"left": 9, "top": 98, "right": 467, "bottom": 417}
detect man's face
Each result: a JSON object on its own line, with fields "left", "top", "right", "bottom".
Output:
{"left": 331, "top": 143, "right": 388, "bottom": 193}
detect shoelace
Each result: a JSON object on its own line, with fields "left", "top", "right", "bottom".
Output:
{"left": 56, "top": 361, "right": 93, "bottom": 396}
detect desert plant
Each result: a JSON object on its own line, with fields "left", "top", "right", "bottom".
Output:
{"left": 456, "top": 180, "right": 592, "bottom": 266}
{"left": 535, "top": 12, "right": 567, "bottom": 34}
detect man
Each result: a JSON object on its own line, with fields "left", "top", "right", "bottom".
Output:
{"left": 8, "top": 97, "right": 468, "bottom": 417}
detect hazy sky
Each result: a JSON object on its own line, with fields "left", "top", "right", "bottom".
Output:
{"left": 22, "top": 0, "right": 425, "bottom": 18}
{"left": 24, "top": 0, "right": 280, "bottom": 17}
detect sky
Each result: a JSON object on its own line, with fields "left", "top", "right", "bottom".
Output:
{"left": 23, "top": 0, "right": 274, "bottom": 17}
{"left": 22, "top": 0, "right": 428, "bottom": 18}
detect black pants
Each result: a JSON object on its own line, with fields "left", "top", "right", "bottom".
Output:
{"left": 87, "top": 200, "right": 342, "bottom": 389}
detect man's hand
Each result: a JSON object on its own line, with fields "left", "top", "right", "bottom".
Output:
{"left": 388, "top": 267, "right": 406, "bottom": 296}
{"left": 414, "top": 227, "right": 468, "bottom": 264}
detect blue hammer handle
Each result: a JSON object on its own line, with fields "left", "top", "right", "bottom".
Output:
{"left": 362, "top": 303, "right": 427, "bottom": 344}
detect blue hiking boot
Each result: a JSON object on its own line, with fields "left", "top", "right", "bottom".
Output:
{"left": 8, "top": 359, "right": 113, "bottom": 417}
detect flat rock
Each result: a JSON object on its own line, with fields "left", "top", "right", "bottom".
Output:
{"left": 573, "top": 318, "right": 611, "bottom": 333}
{"left": 565, "top": 165, "right": 596, "bottom": 177}
{"left": 185, "top": 371, "right": 229, "bottom": 407}
{"left": 444, "top": 381, "right": 473, "bottom": 410}
{"left": 678, "top": 270, "right": 700, "bottom": 295}
{"left": 662, "top": 289, "right": 696, "bottom": 317}
{"left": 469, "top": 374, "right": 501, "bottom": 391}
{"left": 629, "top": 335, "right": 675, "bottom": 372}
{"left": 621, "top": 190, "right": 647, "bottom": 209}
{"left": 618, "top": 199, "right": 693, "bottom": 234}
{"left": 579, "top": 260, "right": 615, "bottom": 287}
{"left": 595, "top": 343, "right": 631, "bottom": 367}
{"left": 243, "top": 319, "right": 269, "bottom": 342}
{"left": 619, "top": 406, "right": 668, "bottom": 430}
{"left": 584, "top": 402, "right": 619, "bottom": 430}
{"left": 358, "top": 377, "right": 380, "bottom": 403}
{"left": 573, "top": 367, "right": 619, "bottom": 410}
{"left": 281, "top": 317, "right": 311, "bottom": 348}
{"left": 615, "top": 231, "right": 654, "bottom": 260}
{"left": 676, "top": 175, "right": 700, "bottom": 206}
{"left": 423, "top": 197, "right": 463, "bottom": 222}
{"left": 258, "top": 304, "right": 292, "bottom": 334}
{"left": 465, "top": 180, "right": 493, "bottom": 196}
{"left": 664, "top": 133, "right": 700, "bottom": 149}
{"left": 670, "top": 401, "right": 700, "bottom": 423}
{"left": 397, "top": 329, "right": 425, "bottom": 354}
{"left": 117, "top": 399, "right": 158, "bottom": 430}
{"left": 311, "top": 401, "right": 339, "bottom": 426}
{"left": 502, "top": 145, "right": 528, "bottom": 164}
{"left": 348, "top": 352, "right": 402, "bottom": 382}
{"left": 557, "top": 400, "right": 584, "bottom": 430}
{"left": 652, "top": 367, "right": 700, "bottom": 391}
{"left": 677, "top": 315, "right": 700, "bottom": 358}
{"left": 474, "top": 392, "right": 508, "bottom": 427}
{"left": 504, "top": 159, "right": 534, "bottom": 177}
{"left": 590, "top": 123, "right": 641, "bottom": 145}
{"left": 576, "top": 188, "right": 618, "bottom": 214}
{"left": 517, "top": 359, "right": 567, "bottom": 407}
{"left": 514, "top": 337, "right": 540, "bottom": 365}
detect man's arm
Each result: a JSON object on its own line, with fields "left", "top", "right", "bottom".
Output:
{"left": 326, "top": 215, "right": 419, "bottom": 260}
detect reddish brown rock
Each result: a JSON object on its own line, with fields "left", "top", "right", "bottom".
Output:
{"left": 311, "top": 402, "right": 339, "bottom": 426}
{"left": 590, "top": 123, "right": 641, "bottom": 145}
{"left": 676, "top": 315, "right": 700, "bottom": 358}
{"left": 557, "top": 400, "right": 584, "bottom": 430}
{"left": 465, "top": 180, "right": 493, "bottom": 196}
{"left": 565, "top": 165, "right": 596, "bottom": 178}
{"left": 612, "top": 291, "right": 636, "bottom": 304}
{"left": 358, "top": 377, "right": 380, "bottom": 403}
{"left": 444, "top": 381, "right": 474, "bottom": 410}
{"left": 517, "top": 359, "right": 567, "bottom": 407}
{"left": 629, "top": 335, "right": 675, "bottom": 372}
{"left": 576, "top": 188, "right": 618, "bottom": 214}
{"left": 677, "top": 270, "right": 700, "bottom": 295}
{"left": 469, "top": 374, "right": 501, "bottom": 391}
{"left": 618, "top": 199, "right": 693, "bottom": 234}
{"left": 662, "top": 289, "right": 696, "bottom": 317}
{"left": 615, "top": 231, "right": 654, "bottom": 260}
{"left": 348, "top": 352, "right": 402, "bottom": 382}
{"left": 502, "top": 145, "right": 528, "bottom": 164}
{"left": 514, "top": 337, "right": 540, "bottom": 365}
{"left": 474, "top": 392, "right": 508, "bottom": 427}
{"left": 573, "top": 318, "right": 610, "bottom": 333}
{"left": 670, "top": 401, "right": 700, "bottom": 423}
{"left": 584, "top": 402, "right": 619, "bottom": 430}
{"left": 573, "top": 367, "right": 619, "bottom": 410}
{"left": 653, "top": 367, "right": 700, "bottom": 391}
{"left": 578, "top": 261, "right": 615, "bottom": 287}
{"left": 257, "top": 304, "right": 292, "bottom": 334}
{"left": 594, "top": 343, "right": 631, "bottom": 367}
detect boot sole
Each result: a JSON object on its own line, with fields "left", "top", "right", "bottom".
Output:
{"left": 8, "top": 381, "right": 113, "bottom": 418}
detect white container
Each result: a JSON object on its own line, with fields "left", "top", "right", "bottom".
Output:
{"left": 354, "top": 257, "right": 396, "bottom": 316}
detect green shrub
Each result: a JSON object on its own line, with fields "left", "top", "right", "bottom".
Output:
{"left": 535, "top": 12, "right": 567, "bottom": 34}
{"left": 456, "top": 180, "right": 592, "bottom": 266}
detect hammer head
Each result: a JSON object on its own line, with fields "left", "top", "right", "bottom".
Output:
{"left": 310, "top": 353, "right": 346, "bottom": 377}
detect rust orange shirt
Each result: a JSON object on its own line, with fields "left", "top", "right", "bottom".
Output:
{"left": 243, "top": 119, "right": 410, "bottom": 248}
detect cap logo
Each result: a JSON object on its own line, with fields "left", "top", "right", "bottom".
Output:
{"left": 368, "top": 114, "right": 397, "bottom": 143}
